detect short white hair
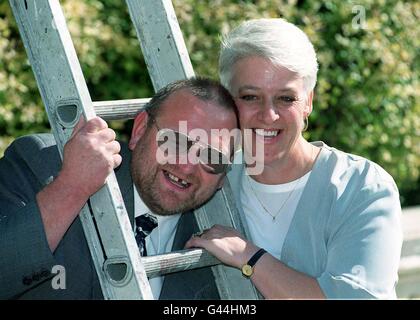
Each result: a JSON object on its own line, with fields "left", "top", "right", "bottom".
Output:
{"left": 219, "top": 18, "right": 319, "bottom": 96}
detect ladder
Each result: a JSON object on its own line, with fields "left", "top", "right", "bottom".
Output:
{"left": 10, "top": 0, "right": 259, "bottom": 300}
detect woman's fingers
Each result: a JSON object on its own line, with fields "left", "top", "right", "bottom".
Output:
{"left": 184, "top": 225, "right": 251, "bottom": 268}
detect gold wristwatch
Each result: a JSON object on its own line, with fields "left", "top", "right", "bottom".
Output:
{"left": 241, "top": 248, "right": 267, "bottom": 278}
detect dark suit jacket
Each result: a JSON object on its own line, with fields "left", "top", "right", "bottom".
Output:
{"left": 0, "top": 134, "right": 219, "bottom": 299}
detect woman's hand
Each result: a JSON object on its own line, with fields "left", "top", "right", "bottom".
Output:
{"left": 185, "top": 224, "right": 260, "bottom": 269}
{"left": 186, "top": 225, "right": 325, "bottom": 299}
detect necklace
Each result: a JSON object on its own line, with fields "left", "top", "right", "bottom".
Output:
{"left": 245, "top": 173, "right": 302, "bottom": 221}
{"left": 245, "top": 145, "right": 315, "bottom": 222}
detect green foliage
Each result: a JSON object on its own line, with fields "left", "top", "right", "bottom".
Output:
{"left": 0, "top": 1, "right": 47, "bottom": 151}
{"left": 0, "top": 0, "right": 419, "bottom": 205}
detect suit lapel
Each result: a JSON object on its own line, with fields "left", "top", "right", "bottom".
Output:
{"left": 171, "top": 211, "right": 198, "bottom": 250}
{"left": 114, "top": 142, "right": 135, "bottom": 228}
{"left": 159, "top": 211, "right": 220, "bottom": 300}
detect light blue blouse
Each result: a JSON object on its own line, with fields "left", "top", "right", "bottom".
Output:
{"left": 227, "top": 142, "right": 403, "bottom": 299}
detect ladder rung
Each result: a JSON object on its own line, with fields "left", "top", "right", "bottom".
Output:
{"left": 143, "top": 249, "right": 220, "bottom": 279}
{"left": 93, "top": 98, "right": 150, "bottom": 120}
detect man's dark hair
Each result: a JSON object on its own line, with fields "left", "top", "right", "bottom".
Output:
{"left": 144, "top": 77, "right": 238, "bottom": 127}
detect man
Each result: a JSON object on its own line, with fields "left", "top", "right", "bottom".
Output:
{"left": 0, "top": 78, "right": 238, "bottom": 299}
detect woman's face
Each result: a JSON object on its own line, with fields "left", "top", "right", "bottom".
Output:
{"left": 229, "top": 56, "right": 312, "bottom": 167}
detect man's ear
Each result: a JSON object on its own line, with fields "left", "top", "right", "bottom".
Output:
{"left": 304, "top": 91, "right": 314, "bottom": 116}
{"left": 128, "top": 111, "right": 149, "bottom": 150}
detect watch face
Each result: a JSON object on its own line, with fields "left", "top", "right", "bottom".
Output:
{"left": 242, "top": 264, "right": 253, "bottom": 277}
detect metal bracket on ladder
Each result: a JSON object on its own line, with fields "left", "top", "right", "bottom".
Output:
{"left": 10, "top": 0, "right": 260, "bottom": 299}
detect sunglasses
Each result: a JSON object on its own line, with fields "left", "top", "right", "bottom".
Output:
{"left": 152, "top": 119, "right": 231, "bottom": 174}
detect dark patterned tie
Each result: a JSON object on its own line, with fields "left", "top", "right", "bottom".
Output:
{"left": 135, "top": 213, "right": 158, "bottom": 256}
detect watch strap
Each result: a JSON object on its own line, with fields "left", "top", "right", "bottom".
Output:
{"left": 248, "top": 248, "right": 267, "bottom": 267}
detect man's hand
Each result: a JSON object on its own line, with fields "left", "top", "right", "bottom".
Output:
{"left": 60, "top": 117, "right": 122, "bottom": 199}
{"left": 36, "top": 117, "right": 121, "bottom": 252}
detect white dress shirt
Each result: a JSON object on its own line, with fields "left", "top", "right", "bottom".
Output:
{"left": 133, "top": 186, "right": 181, "bottom": 299}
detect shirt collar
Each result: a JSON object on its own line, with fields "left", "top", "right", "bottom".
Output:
{"left": 133, "top": 184, "right": 181, "bottom": 224}
{"left": 134, "top": 186, "right": 151, "bottom": 217}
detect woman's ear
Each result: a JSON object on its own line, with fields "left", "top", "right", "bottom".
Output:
{"left": 128, "top": 111, "right": 149, "bottom": 150}
{"left": 304, "top": 91, "right": 314, "bottom": 116}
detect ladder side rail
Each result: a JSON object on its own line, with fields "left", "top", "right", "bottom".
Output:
{"left": 125, "top": 0, "right": 195, "bottom": 91}
{"left": 9, "top": 0, "right": 152, "bottom": 299}
{"left": 194, "top": 186, "right": 260, "bottom": 299}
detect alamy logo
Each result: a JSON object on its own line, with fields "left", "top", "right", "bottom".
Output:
{"left": 352, "top": 5, "right": 367, "bottom": 30}
{"left": 51, "top": 265, "right": 66, "bottom": 290}
{"left": 155, "top": 121, "right": 265, "bottom": 175}
{"left": 350, "top": 265, "right": 367, "bottom": 290}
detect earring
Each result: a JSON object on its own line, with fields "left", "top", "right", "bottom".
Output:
{"left": 302, "top": 115, "right": 309, "bottom": 132}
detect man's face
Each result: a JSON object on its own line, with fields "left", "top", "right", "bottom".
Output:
{"left": 129, "top": 89, "right": 238, "bottom": 215}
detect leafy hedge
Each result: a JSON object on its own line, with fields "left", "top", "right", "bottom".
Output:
{"left": 0, "top": 0, "right": 419, "bottom": 205}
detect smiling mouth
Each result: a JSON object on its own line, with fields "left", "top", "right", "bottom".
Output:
{"left": 163, "top": 169, "right": 191, "bottom": 189}
{"left": 254, "top": 129, "right": 282, "bottom": 138}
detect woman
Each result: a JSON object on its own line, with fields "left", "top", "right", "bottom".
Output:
{"left": 186, "top": 18, "right": 402, "bottom": 299}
